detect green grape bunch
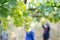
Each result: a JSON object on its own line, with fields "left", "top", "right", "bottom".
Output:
{"left": 25, "top": 16, "right": 33, "bottom": 32}
{"left": 2, "top": 18, "right": 9, "bottom": 31}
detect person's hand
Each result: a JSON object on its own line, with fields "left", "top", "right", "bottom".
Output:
{"left": 42, "top": 25, "right": 45, "bottom": 28}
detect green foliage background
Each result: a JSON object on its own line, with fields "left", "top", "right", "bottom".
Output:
{"left": 0, "top": 0, "right": 60, "bottom": 31}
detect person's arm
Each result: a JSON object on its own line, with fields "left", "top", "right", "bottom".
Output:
{"left": 42, "top": 25, "right": 47, "bottom": 33}
{"left": 42, "top": 25, "right": 46, "bottom": 29}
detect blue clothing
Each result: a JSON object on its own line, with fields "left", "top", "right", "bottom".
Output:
{"left": 42, "top": 25, "right": 50, "bottom": 39}
{"left": 25, "top": 29, "right": 35, "bottom": 40}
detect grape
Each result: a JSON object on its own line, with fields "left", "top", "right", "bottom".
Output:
{"left": 13, "top": 8, "right": 23, "bottom": 16}
{"left": 18, "top": 2, "right": 27, "bottom": 11}
{"left": 24, "top": 16, "right": 33, "bottom": 32}
{"left": 2, "top": 18, "right": 9, "bottom": 31}
{"left": 13, "top": 15, "right": 24, "bottom": 27}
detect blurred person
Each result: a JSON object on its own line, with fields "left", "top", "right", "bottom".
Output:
{"left": 2, "top": 30, "right": 8, "bottom": 40}
{"left": 0, "top": 20, "right": 3, "bottom": 40}
{"left": 42, "top": 23, "right": 50, "bottom": 40}
{"left": 25, "top": 23, "right": 35, "bottom": 40}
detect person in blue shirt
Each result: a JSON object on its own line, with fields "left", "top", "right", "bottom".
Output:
{"left": 25, "top": 23, "right": 35, "bottom": 40}
{"left": 2, "top": 30, "right": 8, "bottom": 40}
{"left": 42, "top": 23, "right": 50, "bottom": 40}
